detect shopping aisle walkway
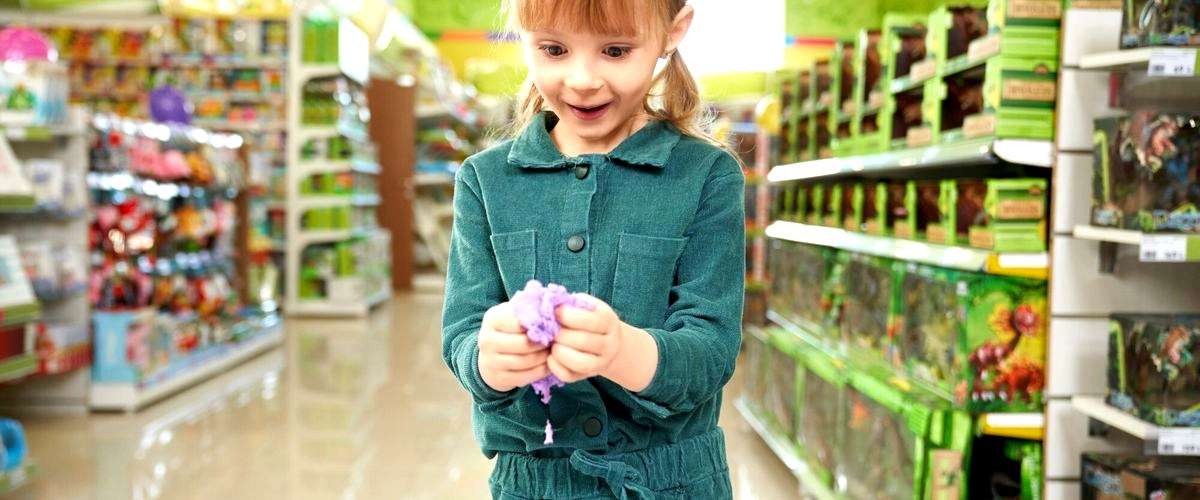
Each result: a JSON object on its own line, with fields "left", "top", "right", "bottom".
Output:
{"left": 14, "top": 291, "right": 797, "bottom": 499}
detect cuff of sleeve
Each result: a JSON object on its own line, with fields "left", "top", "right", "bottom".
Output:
{"left": 465, "top": 342, "right": 521, "bottom": 411}
{"left": 626, "top": 328, "right": 681, "bottom": 419}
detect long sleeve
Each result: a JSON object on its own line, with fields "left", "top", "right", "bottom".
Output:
{"left": 629, "top": 154, "right": 746, "bottom": 418}
{"left": 441, "top": 161, "right": 522, "bottom": 412}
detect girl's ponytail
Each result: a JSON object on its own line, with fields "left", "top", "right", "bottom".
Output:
{"left": 646, "top": 48, "right": 722, "bottom": 149}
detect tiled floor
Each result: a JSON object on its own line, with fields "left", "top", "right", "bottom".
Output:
{"left": 12, "top": 291, "right": 798, "bottom": 499}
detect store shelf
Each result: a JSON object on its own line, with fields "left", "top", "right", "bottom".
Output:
{"left": 192, "top": 119, "right": 287, "bottom": 133}
{"left": 889, "top": 73, "right": 933, "bottom": 94}
{"left": 0, "top": 353, "right": 37, "bottom": 383}
{"left": 296, "top": 227, "right": 376, "bottom": 245}
{"left": 766, "top": 221, "right": 1049, "bottom": 278}
{"left": 0, "top": 461, "right": 34, "bottom": 495}
{"left": 1071, "top": 396, "right": 1200, "bottom": 455}
{"left": 0, "top": 194, "right": 36, "bottom": 212}
{"left": 1078, "top": 47, "right": 1171, "bottom": 71}
{"left": 734, "top": 398, "right": 839, "bottom": 500}
{"left": 296, "top": 159, "right": 381, "bottom": 177}
{"left": 767, "top": 137, "right": 1053, "bottom": 183}
{"left": 1, "top": 124, "right": 85, "bottom": 141}
{"left": 1074, "top": 225, "right": 1200, "bottom": 261}
{"left": 295, "top": 194, "right": 381, "bottom": 211}
{"left": 38, "top": 341, "right": 91, "bottom": 376}
{"left": 0, "top": 302, "right": 41, "bottom": 328}
{"left": 978, "top": 413, "right": 1045, "bottom": 440}
{"left": 414, "top": 173, "right": 454, "bottom": 186}
{"left": 298, "top": 63, "right": 365, "bottom": 85}
{"left": 288, "top": 286, "right": 391, "bottom": 317}
{"left": 90, "top": 324, "right": 284, "bottom": 412}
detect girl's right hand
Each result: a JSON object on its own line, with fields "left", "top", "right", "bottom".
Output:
{"left": 478, "top": 301, "right": 551, "bottom": 393}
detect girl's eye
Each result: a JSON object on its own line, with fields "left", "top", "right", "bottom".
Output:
{"left": 603, "top": 46, "right": 631, "bottom": 58}
{"left": 540, "top": 44, "right": 567, "bottom": 57}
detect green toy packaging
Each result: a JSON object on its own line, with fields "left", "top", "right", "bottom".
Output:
{"left": 814, "top": 60, "right": 835, "bottom": 158}
{"left": 894, "top": 263, "right": 964, "bottom": 401}
{"left": 796, "top": 343, "right": 846, "bottom": 488}
{"left": 764, "top": 331, "right": 802, "bottom": 441}
{"left": 742, "top": 327, "right": 771, "bottom": 411}
{"left": 1082, "top": 454, "right": 1200, "bottom": 500}
{"left": 831, "top": 40, "right": 859, "bottom": 156}
{"left": 842, "top": 182, "right": 864, "bottom": 232}
{"left": 863, "top": 182, "right": 889, "bottom": 235}
{"left": 852, "top": 28, "right": 884, "bottom": 151}
{"left": 770, "top": 241, "right": 840, "bottom": 336}
{"left": 968, "top": 179, "right": 1048, "bottom": 252}
{"left": 915, "top": 180, "right": 951, "bottom": 244}
{"left": 807, "top": 183, "right": 825, "bottom": 225}
{"left": 839, "top": 252, "right": 899, "bottom": 361}
{"left": 1108, "top": 314, "right": 1200, "bottom": 427}
{"left": 957, "top": 273, "right": 1047, "bottom": 412}
{"left": 893, "top": 180, "right": 919, "bottom": 239}
{"left": 822, "top": 182, "right": 844, "bottom": 227}
{"left": 1092, "top": 114, "right": 1200, "bottom": 233}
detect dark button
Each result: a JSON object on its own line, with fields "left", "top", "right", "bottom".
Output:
{"left": 574, "top": 165, "right": 590, "bottom": 180}
{"left": 567, "top": 235, "right": 586, "bottom": 252}
{"left": 583, "top": 417, "right": 603, "bottom": 437}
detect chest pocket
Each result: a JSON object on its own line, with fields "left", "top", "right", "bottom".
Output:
{"left": 490, "top": 229, "right": 536, "bottom": 298}
{"left": 612, "top": 232, "right": 688, "bottom": 329}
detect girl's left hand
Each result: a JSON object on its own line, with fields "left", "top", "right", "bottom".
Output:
{"left": 549, "top": 296, "right": 625, "bottom": 383}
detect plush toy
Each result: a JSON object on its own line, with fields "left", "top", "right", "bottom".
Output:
{"left": 510, "top": 280, "right": 595, "bottom": 445}
{"left": 161, "top": 149, "right": 190, "bottom": 180}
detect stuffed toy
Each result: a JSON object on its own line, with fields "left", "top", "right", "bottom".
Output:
{"left": 510, "top": 280, "right": 595, "bottom": 445}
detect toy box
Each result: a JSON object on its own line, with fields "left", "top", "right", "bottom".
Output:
{"left": 967, "top": 179, "right": 1048, "bottom": 252}
{"left": 852, "top": 29, "right": 884, "bottom": 145}
{"left": 770, "top": 241, "right": 840, "bottom": 334}
{"left": 807, "top": 183, "right": 826, "bottom": 225}
{"left": 814, "top": 61, "right": 835, "bottom": 158}
{"left": 777, "top": 71, "right": 801, "bottom": 165}
{"left": 1108, "top": 314, "right": 1200, "bottom": 426}
{"left": 796, "top": 343, "right": 846, "bottom": 488}
{"left": 822, "top": 182, "right": 844, "bottom": 227}
{"left": 957, "top": 273, "right": 1047, "bottom": 412}
{"left": 862, "top": 182, "right": 889, "bottom": 235}
{"left": 889, "top": 181, "right": 916, "bottom": 238}
{"left": 0, "top": 60, "right": 68, "bottom": 127}
{"left": 742, "top": 327, "right": 771, "bottom": 410}
{"left": 1082, "top": 454, "right": 1200, "bottom": 499}
{"left": 882, "top": 15, "right": 933, "bottom": 150}
{"left": 968, "top": 437, "right": 1043, "bottom": 500}
{"left": 1120, "top": 0, "right": 1200, "bottom": 48}
{"left": 917, "top": 180, "right": 951, "bottom": 243}
{"left": 838, "top": 252, "right": 898, "bottom": 360}
{"left": 842, "top": 182, "right": 864, "bottom": 232}
{"left": 894, "top": 263, "right": 963, "bottom": 399}
{"left": 831, "top": 40, "right": 859, "bottom": 156}
{"left": 764, "top": 333, "right": 801, "bottom": 441}
{"left": 1092, "top": 114, "right": 1200, "bottom": 233}
{"left": 774, "top": 183, "right": 807, "bottom": 223}
{"left": 768, "top": 239, "right": 797, "bottom": 319}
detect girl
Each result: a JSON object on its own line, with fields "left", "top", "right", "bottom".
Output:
{"left": 441, "top": 1, "right": 744, "bottom": 498}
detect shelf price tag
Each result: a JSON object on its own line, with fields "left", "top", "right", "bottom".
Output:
{"left": 1158, "top": 428, "right": 1200, "bottom": 455}
{"left": 1140, "top": 235, "right": 1188, "bottom": 262}
{"left": 1148, "top": 48, "right": 1198, "bottom": 77}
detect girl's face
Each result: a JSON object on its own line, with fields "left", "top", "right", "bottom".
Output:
{"left": 521, "top": 8, "right": 692, "bottom": 155}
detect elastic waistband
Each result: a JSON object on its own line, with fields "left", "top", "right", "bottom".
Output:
{"left": 491, "top": 428, "right": 727, "bottom": 499}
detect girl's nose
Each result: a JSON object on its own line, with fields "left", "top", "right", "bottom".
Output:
{"left": 564, "top": 60, "right": 603, "bottom": 92}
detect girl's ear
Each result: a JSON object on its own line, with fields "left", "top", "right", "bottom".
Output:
{"left": 662, "top": 5, "right": 695, "bottom": 58}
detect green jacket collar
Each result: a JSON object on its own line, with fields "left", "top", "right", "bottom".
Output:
{"left": 507, "top": 111, "right": 682, "bottom": 169}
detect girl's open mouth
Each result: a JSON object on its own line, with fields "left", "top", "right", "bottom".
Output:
{"left": 568, "top": 102, "right": 611, "bottom": 121}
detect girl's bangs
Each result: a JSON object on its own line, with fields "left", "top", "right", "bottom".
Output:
{"left": 511, "top": 0, "right": 664, "bottom": 37}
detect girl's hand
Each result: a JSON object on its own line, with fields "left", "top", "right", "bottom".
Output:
{"left": 478, "top": 301, "right": 551, "bottom": 393}
{"left": 549, "top": 297, "right": 625, "bottom": 383}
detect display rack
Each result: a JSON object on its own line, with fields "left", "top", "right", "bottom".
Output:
{"left": 1069, "top": 396, "right": 1200, "bottom": 456}
{"left": 284, "top": 9, "right": 390, "bottom": 316}
{"left": 767, "top": 137, "right": 1054, "bottom": 183}
{"left": 734, "top": 398, "right": 836, "bottom": 500}
{"left": 766, "top": 221, "right": 1049, "bottom": 279}
{"left": 0, "top": 105, "right": 94, "bottom": 410}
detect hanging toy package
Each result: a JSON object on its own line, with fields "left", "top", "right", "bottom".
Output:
{"left": 509, "top": 279, "right": 594, "bottom": 445}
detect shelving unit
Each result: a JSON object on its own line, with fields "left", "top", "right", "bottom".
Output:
{"left": 1074, "top": 225, "right": 1200, "bottom": 262}
{"left": 766, "top": 221, "right": 1049, "bottom": 278}
{"left": 284, "top": 10, "right": 390, "bottom": 316}
{"left": 768, "top": 137, "right": 1054, "bottom": 183}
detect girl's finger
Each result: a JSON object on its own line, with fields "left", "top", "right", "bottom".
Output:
{"left": 556, "top": 306, "right": 604, "bottom": 333}
{"left": 482, "top": 329, "right": 546, "bottom": 354}
{"left": 552, "top": 344, "right": 601, "bottom": 375}
{"left": 495, "top": 351, "right": 549, "bottom": 371}
{"left": 553, "top": 328, "right": 606, "bottom": 355}
{"left": 483, "top": 305, "right": 523, "bottom": 333}
{"left": 511, "top": 364, "right": 552, "bottom": 386}
{"left": 547, "top": 355, "right": 584, "bottom": 383}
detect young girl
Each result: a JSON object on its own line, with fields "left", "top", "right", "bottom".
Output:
{"left": 441, "top": 1, "right": 744, "bottom": 497}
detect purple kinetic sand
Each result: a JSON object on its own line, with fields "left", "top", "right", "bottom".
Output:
{"left": 510, "top": 279, "right": 594, "bottom": 444}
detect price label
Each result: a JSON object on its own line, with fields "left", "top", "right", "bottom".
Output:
{"left": 1148, "top": 48, "right": 1198, "bottom": 77}
{"left": 1158, "top": 428, "right": 1200, "bottom": 455}
{"left": 1140, "top": 235, "right": 1188, "bottom": 262}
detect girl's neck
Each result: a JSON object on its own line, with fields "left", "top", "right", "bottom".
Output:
{"left": 550, "top": 111, "right": 651, "bottom": 157}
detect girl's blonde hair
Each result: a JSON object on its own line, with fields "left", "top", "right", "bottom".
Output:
{"left": 505, "top": 0, "right": 722, "bottom": 149}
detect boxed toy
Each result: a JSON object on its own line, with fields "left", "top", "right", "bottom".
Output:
{"left": 882, "top": 15, "right": 933, "bottom": 150}
{"left": 822, "top": 182, "right": 844, "bottom": 227}
{"left": 764, "top": 333, "right": 801, "bottom": 441}
{"left": 1082, "top": 454, "right": 1200, "bottom": 499}
{"left": 1108, "top": 314, "right": 1200, "bottom": 426}
{"left": 777, "top": 71, "right": 800, "bottom": 165}
{"left": 831, "top": 40, "right": 859, "bottom": 156}
{"left": 958, "top": 273, "right": 1047, "bottom": 412}
{"left": 1092, "top": 114, "right": 1200, "bottom": 233}
{"left": 917, "top": 180, "right": 951, "bottom": 244}
{"left": 1120, "top": 0, "right": 1200, "bottom": 48}
{"left": 768, "top": 239, "right": 797, "bottom": 319}
{"left": 894, "top": 263, "right": 963, "bottom": 400}
{"left": 0, "top": 60, "right": 68, "bottom": 127}
{"left": 842, "top": 182, "right": 864, "bottom": 232}
{"left": 796, "top": 344, "right": 846, "bottom": 487}
{"left": 839, "top": 252, "right": 898, "bottom": 360}
{"left": 852, "top": 28, "right": 884, "bottom": 149}
{"left": 814, "top": 61, "right": 835, "bottom": 158}
{"left": 968, "top": 179, "right": 1048, "bottom": 252}
{"left": 862, "top": 182, "right": 888, "bottom": 235}
{"left": 742, "top": 327, "right": 771, "bottom": 410}
{"left": 807, "top": 183, "right": 825, "bottom": 225}
{"left": 889, "top": 180, "right": 916, "bottom": 238}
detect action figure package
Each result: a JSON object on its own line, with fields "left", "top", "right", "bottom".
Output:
{"left": 823, "top": 182, "right": 844, "bottom": 227}
{"left": 863, "top": 182, "right": 889, "bottom": 235}
{"left": 838, "top": 252, "right": 900, "bottom": 361}
{"left": 797, "top": 344, "right": 846, "bottom": 487}
{"left": 1108, "top": 314, "right": 1200, "bottom": 426}
{"left": 807, "top": 183, "right": 826, "bottom": 225}
{"left": 957, "top": 273, "right": 1047, "bottom": 412}
{"left": 1120, "top": 0, "right": 1200, "bottom": 48}
{"left": 960, "top": 179, "right": 1048, "bottom": 252}
{"left": 894, "top": 263, "right": 964, "bottom": 401}
{"left": 916, "top": 180, "right": 951, "bottom": 244}
{"left": 842, "top": 182, "right": 864, "bottom": 232}
{"left": 890, "top": 180, "right": 917, "bottom": 238}
{"left": 1092, "top": 114, "right": 1200, "bottom": 233}
{"left": 1082, "top": 454, "right": 1200, "bottom": 499}
{"left": 764, "top": 332, "right": 801, "bottom": 441}
{"left": 881, "top": 14, "right": 932, "bottom": 150}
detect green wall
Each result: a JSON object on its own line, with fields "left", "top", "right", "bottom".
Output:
{"left": 413, "top": 0, "right": 505, "bottom": 36}
{"left": 786, "top": 0, "right": 948, "bottom": 39}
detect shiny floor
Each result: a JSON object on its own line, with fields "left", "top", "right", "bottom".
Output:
{"left": 14, "top": 290, "right": 798, "bottom": 499}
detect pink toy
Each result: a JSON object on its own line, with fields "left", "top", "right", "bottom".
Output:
{"left": 0, "top": 27, "right": 54, "bottom": 62}
{"left": 161, "top": 149, "right": 190, "bottom": 179}
{"left": 510, "top": 279, "right": 594, "bottom": 444}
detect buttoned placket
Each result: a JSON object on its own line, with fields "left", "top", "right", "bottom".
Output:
{"left": 556, "top": 155, "right": 599, "bottom": 295}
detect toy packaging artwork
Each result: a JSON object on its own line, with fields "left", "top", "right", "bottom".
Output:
{"left": 764, "top": 337, "right": 800, "bottom": 441}
{"left": 1082, "top": 454, "right": 1200, "bottom": 499}
{"left": 916, "top": 180, "right": 949, "bottom": 243}
{"left": 838, "top": 252, "right": 897, "bottom": 359}
{"left": 842, "top": 182, "right": 863, "bottom": 232}
{"left": 769, "top": 240, "right": 839, "bottom": 334}
{"left": 1092, "top": 114, "right": 1200, "bottom": 233}
{"left": 957, "top": 273, "right": 1047, "bottom": 412}
{"left": 1108, "top": 314, "right": 1200, "bottom": 426}
{"left": 890, "top": 181, "right": 916, "bottom": 238}
{"left": 894, "top": 263, "right": 963, "bottom": 399}
{"left": 1121, "top": 0, "right": 1200, "bottom": 48}
{"left": 960, "top": 178, "right": 1048, "bottom": 252}
{"left": 862, "top": 182, "right": 888, "bottom": 235}
{"left": 797, "top": 345, "right": 845, "bottom": 485}
{"left": 841, "top": 385, "right": 919, "bottom": 499}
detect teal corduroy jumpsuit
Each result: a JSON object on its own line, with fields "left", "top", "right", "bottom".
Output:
{"left": 441, "top": 112, "right": 745, "bottom": 499}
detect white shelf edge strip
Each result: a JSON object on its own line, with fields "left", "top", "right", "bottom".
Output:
{"left": 1071, "top": 396, "right": 1156, "bottom": 440}
{"left": 1073, "top": 225, "right": 1144, "bottom": 245}
{"left": 1078, "top": 47, "right": 1157, "bottom": 70}
{"left": 982, "top": 412, "right": 1045, "bottom": 430}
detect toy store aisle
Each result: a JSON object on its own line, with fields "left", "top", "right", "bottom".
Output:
{"left": 10, "top": 291, "right": 797, "bottom": 500}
